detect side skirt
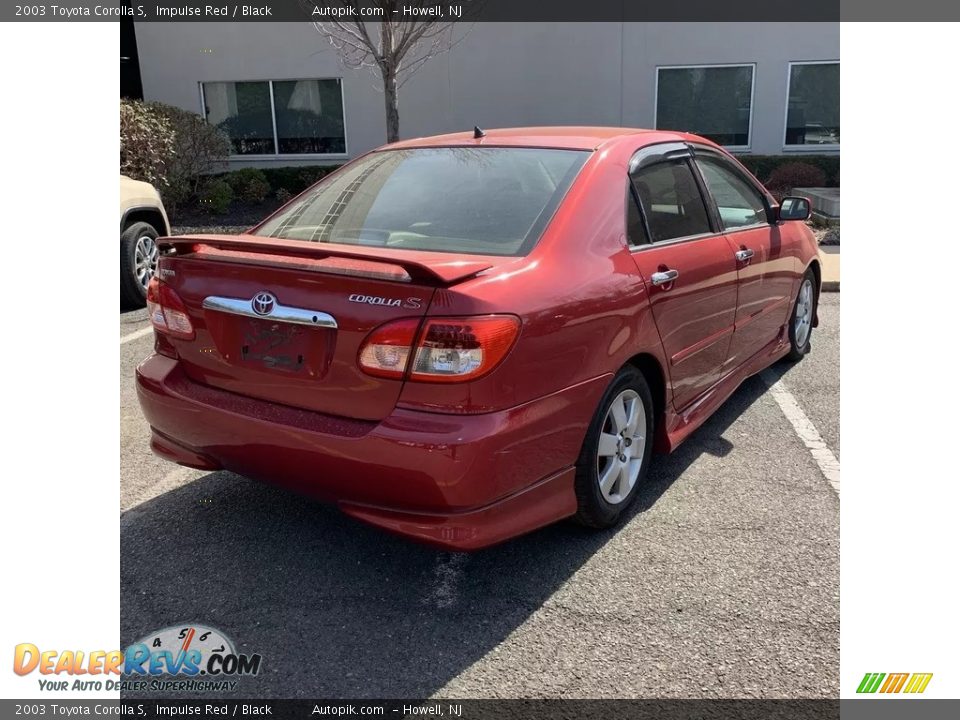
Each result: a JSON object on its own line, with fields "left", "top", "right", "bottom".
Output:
{"left": 655, "top": 326, "right": 790, "bottom": 453}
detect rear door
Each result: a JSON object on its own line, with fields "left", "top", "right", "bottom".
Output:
{"left": 626, "top": 144, "right": 739, "bottom": 410}
{"left": 692, "top": 148, "right": 796, "bottom": 367}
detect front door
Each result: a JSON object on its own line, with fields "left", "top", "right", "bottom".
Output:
{"left": 692, "top": 150, "right": 796, "bottom": 368}
{"left": 626, "top": 147, "right": 739, "bottom": 410}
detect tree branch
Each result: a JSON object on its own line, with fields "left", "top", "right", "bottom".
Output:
{"left": 303, "top": 1, "right": 477, "bottom": 140}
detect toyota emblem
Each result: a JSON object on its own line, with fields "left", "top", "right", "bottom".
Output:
{"left": 251, "top": 291, "right": 277, "bottom": 317}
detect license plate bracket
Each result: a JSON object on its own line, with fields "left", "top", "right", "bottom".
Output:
{"left": 239, "top": 318, "right": 311, "bottom": 372}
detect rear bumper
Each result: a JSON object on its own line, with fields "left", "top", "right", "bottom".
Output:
{"left": 136, "top": 354, "right": 609, "bottom": 550}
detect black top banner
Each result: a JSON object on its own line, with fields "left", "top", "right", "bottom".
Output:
{"left": 4, "top": 0, "right": 959, "bottom": 22}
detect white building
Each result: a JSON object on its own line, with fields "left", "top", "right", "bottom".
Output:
{"left": 131, "top": 22, "right": 839, "bottom": 167}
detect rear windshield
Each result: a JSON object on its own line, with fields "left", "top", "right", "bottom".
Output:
{"left": 253, "top": 147, "right": 589, "bottom": 256}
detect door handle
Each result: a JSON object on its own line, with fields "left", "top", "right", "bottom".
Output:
{"left": 735, "top": 248, "right": 755, "bottom": 262}
{"left": 651, "top": 269, "right": 679, "bottom": 286}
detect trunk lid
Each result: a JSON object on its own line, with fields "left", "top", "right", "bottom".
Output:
{"left": 154, "top": 234, "right": 500, "bottom": 421}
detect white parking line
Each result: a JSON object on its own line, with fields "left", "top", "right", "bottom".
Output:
{"left": 122, "top": 466, "right": 203, "bottom": 513}
{"left": 120, "top": 325, "right": 153, "bottom": 345}
{"left": 762, "top": 370, "right": 841, "bottom": 495}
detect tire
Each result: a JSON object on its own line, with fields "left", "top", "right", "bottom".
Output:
{"left": 786, "top": 268, "right": 817, "bottom": 362}
{"left": 121, "top": 222, "right": 160, "bottom": 308}
{"left": 573, "top": 367, "right": 655, "bottom": 528}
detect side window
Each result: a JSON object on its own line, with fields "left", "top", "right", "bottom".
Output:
{"left": 696, "top": 156, "right": 768, "bottom": 230}
{"left": 625, "top": 183, "right": 649, "bottom": 246}
{"left": 630, "top": 160, "right": 711, "bottom": 243}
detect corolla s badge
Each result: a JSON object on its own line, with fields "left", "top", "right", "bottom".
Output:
{"left": 251, "top": 291, "right": 277, "bottom": 316}
{"left": 348, "top": 294, "right": 422, "bottom": 309}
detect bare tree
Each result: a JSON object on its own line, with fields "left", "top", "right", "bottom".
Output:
{"left": 303, "top": 1, "right": 468, "bottom": 143}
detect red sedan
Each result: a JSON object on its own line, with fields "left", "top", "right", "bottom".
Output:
{"left": 136, "top": 127, "right": 820, "bottom": 550}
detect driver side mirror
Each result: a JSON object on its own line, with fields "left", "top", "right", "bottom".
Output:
{"left": 778, "top": 196, "right": 812, "bottom": 222}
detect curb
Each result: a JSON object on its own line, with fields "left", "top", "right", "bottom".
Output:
{"left": 817, "top": 248, "right": 839, "bottom": 293}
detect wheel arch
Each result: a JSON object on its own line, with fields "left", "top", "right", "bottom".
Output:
{"left": 625, "top": 352, "right": 667, "bottom": 423}
{"left": 806, "top": 257, "right": 822, "bottom": 327}
{"left": 807, "top": 257, "right": 822, "bottom": 291}
{"left": 121, "top": 207, "right": 169, "bottom": 237}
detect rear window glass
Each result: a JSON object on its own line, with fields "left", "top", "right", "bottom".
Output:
{"left": 254, "top": 147, "right": 589, "bottom": 256}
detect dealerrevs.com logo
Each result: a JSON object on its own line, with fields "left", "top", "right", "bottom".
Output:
{"left": 856, "top": 672, "right": 933, "bottom": 694}
{"left": 13, "top": 624, "right": 262, "bottom": 693}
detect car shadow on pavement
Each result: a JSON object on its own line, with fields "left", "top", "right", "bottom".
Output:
{"left": 120, "top": 372, "right": 779, "bottom": 699}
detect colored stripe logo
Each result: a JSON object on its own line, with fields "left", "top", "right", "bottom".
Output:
{"left": 857, "top": 672, "right": 933, "bottom": 694}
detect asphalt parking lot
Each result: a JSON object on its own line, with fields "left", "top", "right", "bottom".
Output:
{"left": 119, "top": 293, "right": 839, "bottom": 699}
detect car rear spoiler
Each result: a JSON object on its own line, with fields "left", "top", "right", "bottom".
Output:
{"left": 158, "top": 234, "right": 494, "bottom": 286}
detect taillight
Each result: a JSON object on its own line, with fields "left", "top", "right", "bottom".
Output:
{"left": 410, "top": 316, "right": 520, "bottom": 382}
{"left": 358, "top": 315, "right": 520, "bottom": 383}
{"left": 357, "top": 318, "right": 419, "bottom": 379}
{"left": 146, "top": 277, "right": 195, "bottom": 340}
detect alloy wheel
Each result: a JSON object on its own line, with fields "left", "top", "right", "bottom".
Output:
{"left": 596, "top": 388, "right": 647, "bottom": 505}
{"left": 134, "top": 234, "right": 159, "bottom": 289}
{"left": 795, "top": 277, "right": 814, "bottom": 348}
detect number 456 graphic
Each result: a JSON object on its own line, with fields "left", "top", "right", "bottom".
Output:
{"left": 857, "top": 673, "right": 933, "bottom": 694}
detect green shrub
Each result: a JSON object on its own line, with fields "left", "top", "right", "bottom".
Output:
{"left": 735, "top": 154, "right": 839, "bottom": 188}
{"left": 765, "top": 162, "right": 828, "bottom": 200}
{"left": 275, "top": 188, "right": 294, "bottom": 204}
{"left": 261, "top": 165, "right": 340, "bottom": 195}
{"left": 259, "top": 167, "right": 301, "bottom": 194}
{"left": 146, "top": 102, "right": 231, "bottom": 212}
{"left": 225, "top": 168, "right": 271, "bottom": 204}
{"left": 197, "top": 178, "right": 234, "bottom": 215}
{"left": 273, "top": 167, "right": 307, "bottom": 193}
{"left": 297, "top": 167, "right": 328, "bottom": 188}
{"left": 120, "top": 100, "right": 175, "bottom": 189}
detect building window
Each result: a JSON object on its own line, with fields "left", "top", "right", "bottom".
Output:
{"left": 656, "top": 65, "right": 754, "bottom": 149}
{"left": 202, "top": 81, "right": 275, "bottom": 155}
{"left": 785, "top": 62, "right": 839, "bottom": 147}
{"left": 201, "top": 79, "right": 346, "bottom": 156}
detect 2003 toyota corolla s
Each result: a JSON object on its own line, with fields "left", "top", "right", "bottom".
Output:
{"left": 136, "top": 127, "right": 820, "bottom": 550}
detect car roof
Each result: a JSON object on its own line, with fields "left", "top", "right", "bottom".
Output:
{"left": 387, "top": 126, "right": 709, "bottom": 152}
